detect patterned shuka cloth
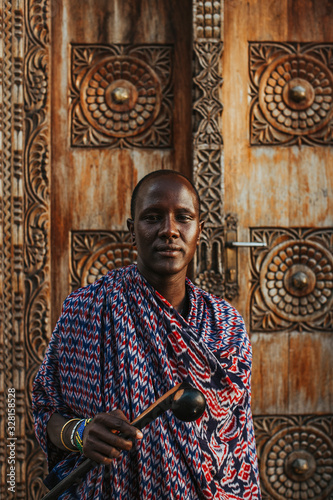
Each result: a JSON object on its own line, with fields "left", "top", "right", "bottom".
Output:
{"left": 33, "top": 265, "right": 261, "bottom": 499}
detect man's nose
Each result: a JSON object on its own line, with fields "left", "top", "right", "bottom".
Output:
{"left": 158, "top": 216, "right": 179, "bottom": 238}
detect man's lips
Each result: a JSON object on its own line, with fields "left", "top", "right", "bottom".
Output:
{"left": 155, "top": 245, "right": 182, "bottom": 256}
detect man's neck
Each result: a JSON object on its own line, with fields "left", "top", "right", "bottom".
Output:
{"left": 138, "top": 266, "right": 187, "bottom": 312}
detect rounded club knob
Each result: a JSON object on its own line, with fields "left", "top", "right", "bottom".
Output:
{"left": 172, "top": 383, "right": 206, "bottom": 421}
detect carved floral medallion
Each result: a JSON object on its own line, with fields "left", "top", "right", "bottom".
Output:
{"left": 249, "top": 228, "right": 333, "bottom": 332}
{"left": 255, "top": 415, "right": 333, "bottom": 500}
{"left": 81, "top": 56, "right": 162, "bottom": 138}
{"left": 260, "top": 240, "right": 333, "bottom": 322}
{"left": 70, "top": 231, "right": 137, "bottom": 290}
{"left": 250, "top": 43, "right": 333, "bottom": 145}
{"left": 70, "top": 44, "right": 173, "bottom": 148}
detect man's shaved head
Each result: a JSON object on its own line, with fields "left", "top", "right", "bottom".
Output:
{"left": 130, "top": 170, "right": 200, "bottom": 219}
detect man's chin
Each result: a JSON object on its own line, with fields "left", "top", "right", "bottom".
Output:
{"left": 139, "top": 259, "right": 188, "bottom": 278}
{"left": 155, "top": 263, "right": 185, "bottom": 276}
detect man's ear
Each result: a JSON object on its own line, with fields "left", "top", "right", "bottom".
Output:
{"left": 198, "top": 219, "right": 205, "bottom": 243}
{"left": 127, "top": 218, "right": 136, "bottom": 245}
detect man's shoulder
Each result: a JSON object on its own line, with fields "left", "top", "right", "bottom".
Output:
{"left": 62, "top": 264, "right": 136, "bottom": 308}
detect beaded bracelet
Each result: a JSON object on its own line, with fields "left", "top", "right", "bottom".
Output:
{"left": 70, "top": 419, "right": 84, "bottom": 449}
{"left": 60, "top": 418, "right": 81, "bottom": 452}
{"left": 74, "top": 418, "right": 92, "bottom": 453}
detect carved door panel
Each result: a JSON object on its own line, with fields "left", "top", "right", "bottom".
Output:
{"left": 219, "top": 2, "right": 333, "bottom": 498}
{"left": 50, "top": 0, "right": 193, "bottom": 327}
{"left": 1, "top": 0, "right": 333, "bottom": 498}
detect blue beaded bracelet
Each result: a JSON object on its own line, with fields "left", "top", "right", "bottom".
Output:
{"left": 74, "top": 418, "right": 92, "bottom": 453}
{"left": 70, "top": 419, "right": 83, "bottom": 449}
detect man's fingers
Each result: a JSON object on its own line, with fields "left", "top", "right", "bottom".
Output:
{"left": 93, "top": 411, "right": 143, "bottom": 440}
{"left": 81, "top": 410, "right": 143, "bottom": 463}
{"left": 86, "top": 428, "right": 134, "bottom": 450}
{"left": 82, "top": 432, "right": 131, "bottom": 463}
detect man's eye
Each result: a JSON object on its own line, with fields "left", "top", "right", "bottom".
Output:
{"left": 144, "top": 215, "right": 160, "bottom": 221}
{"left": 177, "top": 215, "right": 193, "bottom": 222}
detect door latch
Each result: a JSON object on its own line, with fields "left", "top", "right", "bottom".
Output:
{"left": 225, "top": 214, "right": 267, "bottom": 297}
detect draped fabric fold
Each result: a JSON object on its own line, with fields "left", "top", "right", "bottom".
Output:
{"left": 33, "top": 265, "right": 260, "bottom": 499}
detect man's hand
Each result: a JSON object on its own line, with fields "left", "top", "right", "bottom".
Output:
{"left": 82, "top": 410, "right": 143, "bottom": 464}
{"left": 47, "top": 411, "right": 143, "bottom": 463}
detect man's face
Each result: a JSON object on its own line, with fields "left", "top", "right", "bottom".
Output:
{"left": 127, "top": 175, "right": 203, "bottom": 283}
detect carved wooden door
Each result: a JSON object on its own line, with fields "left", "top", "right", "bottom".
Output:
{"left": 1, "top": 0, "right": 333, "bottom": 499}
{"left": 215, "top": 2, "right": 333, "bottom": 499}
{"left": 50, "top": 0, "right": 193, "bottom": 327}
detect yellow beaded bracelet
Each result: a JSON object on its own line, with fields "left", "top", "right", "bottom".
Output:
{"left": 60, "top": 418, "right": 81, "bottom": 452}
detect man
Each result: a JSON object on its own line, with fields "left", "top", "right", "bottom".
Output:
{"left": 33, "top": 170, "right": 261, "bottom": 499}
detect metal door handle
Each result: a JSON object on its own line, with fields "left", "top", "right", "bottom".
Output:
{"left": 226, "top": 242, "right": 267, "bottom": 248}
{"left": 224, "top": 213, "right": 267, "bottom": 297}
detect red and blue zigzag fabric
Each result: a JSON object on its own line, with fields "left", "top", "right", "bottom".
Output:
{"left": 33, "top": 265, "right": 261, "bottom": 499}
